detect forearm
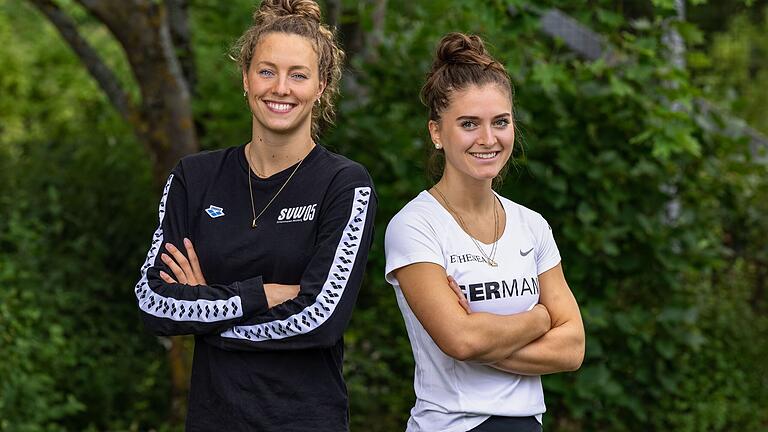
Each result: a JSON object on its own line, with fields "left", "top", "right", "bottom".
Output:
{"left": 138, "top": 275, "right": 268, "bottom": 336}
{"left": 490, "top": 320, "right": 585, "bottom": 375}
{"left": 454, "top": 306, "right": 550, "bottom": 362}
{"left": 209, "top": 184, "right": 376, "bottom": 351}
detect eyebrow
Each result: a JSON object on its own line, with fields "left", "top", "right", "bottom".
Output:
{"left": 455, "top": 113, "right": 512, "bottom": 121}
{"left": 255, "top": 61, "right": 312, "bottom": 73}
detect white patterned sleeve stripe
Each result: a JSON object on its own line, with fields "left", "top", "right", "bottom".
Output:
{"left": 134, "top": 174, "right": 245, "bottom": 323}
{"left": 220, "top": 186, "right": 372, "bottom": 341}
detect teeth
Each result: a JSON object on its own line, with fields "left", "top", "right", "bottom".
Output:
{"left": 266, "top": 102, "right": 293, "bottom": 112}
{"left": 471, "top": 152, "right": 498, "bottom": 159}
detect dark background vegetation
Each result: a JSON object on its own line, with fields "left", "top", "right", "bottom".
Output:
{"left": 1, "top": 0, "right": 767, "bottom": 431}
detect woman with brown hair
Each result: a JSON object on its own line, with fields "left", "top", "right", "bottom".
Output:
{"left": 385, "top": 33, "right": 584, "bottom": 432}
{"left": 134, "top": 1, "right": 376, "bottom": 430}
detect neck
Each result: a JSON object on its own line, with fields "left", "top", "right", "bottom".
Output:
{"left": 434, "top": 169, "right": 495, "bottom": 214}
{"left": 248, "top": 121, "right": 314, "bottom": 177}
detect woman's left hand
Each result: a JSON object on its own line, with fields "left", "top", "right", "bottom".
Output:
{"left": 160, "top": 238, "right": 208, "bottom": 286}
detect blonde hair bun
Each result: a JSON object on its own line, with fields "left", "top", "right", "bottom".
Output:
{"left": 256, "top": 0, "right": 322, "bottom": 24}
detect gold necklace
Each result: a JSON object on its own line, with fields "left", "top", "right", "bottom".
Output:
{"left": 246, "top": 145, "right": 305, "bottom": 229}
{"left": 433, "top": 186, "right": 500, "bottom": 267}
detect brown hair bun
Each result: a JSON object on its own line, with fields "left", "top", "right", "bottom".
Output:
{"left": 435, "top": 32, "right": 494, "bottom": 67}
{"left": 421, "top": 32, "right": 511, "bottom": 122}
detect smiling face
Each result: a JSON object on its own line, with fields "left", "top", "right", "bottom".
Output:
{"left": 429, "top": 83, "right": 514, "bottom": 183}
{"left": 243, "top": 32, "right": 325, "bottom": 135}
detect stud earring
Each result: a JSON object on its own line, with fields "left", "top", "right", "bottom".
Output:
{"left": 243, "top": 90, "right": 248, "bottom": 98}
{"left": 434, "top": 143, "right": 442, "bottom": 150}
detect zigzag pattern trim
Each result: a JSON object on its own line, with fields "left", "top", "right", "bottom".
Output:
{"left": 221, "top": 186, "right": 371, "bottom": 341}
{"left": 135, "top": 174, "right": 244, "bottom": 322}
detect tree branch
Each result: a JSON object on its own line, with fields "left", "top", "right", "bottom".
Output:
{"left": 27, "top": 0, "right": 138, "bottom": 125}
{"left": 363, "top": 0, "right": 387, "bottom": 63}
{"left": 74, "top": 0, "right": 197, "bottom": 180}
{"left": 510, "top": 5, "right": 768, "bottom": 161}
{"left": 323, "top": 0, "right": 341, "bottom": 30}
{"left": 165, "top": 0, "right": 196, "bottom": 94}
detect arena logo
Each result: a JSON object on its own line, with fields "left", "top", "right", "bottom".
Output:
{"left": 277, "top": 204, "right": 317, "bottom": 224}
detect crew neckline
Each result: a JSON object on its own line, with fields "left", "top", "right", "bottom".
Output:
{"left": 421, "top": 189, "right": 509, "bottom": 247}
{"left": 236, "top": 142, "right": 321, "bottom": 182}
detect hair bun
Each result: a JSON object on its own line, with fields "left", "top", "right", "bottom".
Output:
{"left": 435, "top": 32, "right": 492, "bottom": 67}
{"left": 256, "top": 0, "right": 322, "bottom": 23}
{"left": 421, "top": 32, "right": 512, "bottom": 121}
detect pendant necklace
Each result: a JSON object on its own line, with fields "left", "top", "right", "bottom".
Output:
{"left": 433, "top": 186, "right": 500, "bottom": 267}
{"left": 246, "top": 143, "right": 305, "bottom": 229}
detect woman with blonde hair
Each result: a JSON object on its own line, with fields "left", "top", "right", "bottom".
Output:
{"left": 385, "top": 32, "right": 584, "bottom": 432}
{"left": 134, "top": 1, "right": 376, "bottom": 430}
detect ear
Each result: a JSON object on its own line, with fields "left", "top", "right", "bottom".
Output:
{"left": 242, "top": 68, "right": 249, "bottom": 94}
{"left": 317, "top": 80, "right": 327, "bottom": 101}
{"left": 428, "top": 120, "right": 441, "bottom": 146}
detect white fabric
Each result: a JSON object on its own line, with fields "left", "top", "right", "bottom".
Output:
{"left": 384, "top": 191, "right": 561, "bottom": 432}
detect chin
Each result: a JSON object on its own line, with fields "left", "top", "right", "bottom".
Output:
{"left": 259, "top": 117, "right": 310, "bottom": 134}
{"left": 469, "top": 168, "right": 504, "bottom": 180}
{"left": 267, "top": 121, "right": 298, "bottom": 132}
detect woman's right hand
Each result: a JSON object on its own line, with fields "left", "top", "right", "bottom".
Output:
{"left": 531, "top": 303, "right": 552, "bottom": 332}
{"left": 447, "top": 276, "right": 472, "bottom": 314}
{"left": 264, "top": 284, "right": 300, "bottom": 308}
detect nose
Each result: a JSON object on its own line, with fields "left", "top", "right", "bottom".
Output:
{"left": 272, "top": 74, "right": 290, "bottom": 96}
{"left": 477, "top": 125, "right": 496, "bottom": 146}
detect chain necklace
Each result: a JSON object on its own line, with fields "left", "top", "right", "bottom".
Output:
{"left": 433, "top": 186, "right": 500, "bottom": 267}
{"left": 246, "top": 144, "right": 305, "bottom": 229}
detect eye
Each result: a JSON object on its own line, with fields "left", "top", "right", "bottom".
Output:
{"left": 258, "top": 69, "right": 275, "bottom": 77}
{"left": 291, "top": 73, "right": 309, "bottom": 80}
{"left": 460, "top": 120, "right": 477, "bottom": 129}
{"left": 494, "top": 118, "right": 511, "bottom": 128}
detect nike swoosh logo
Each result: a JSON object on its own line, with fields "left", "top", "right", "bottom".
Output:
{"left": 520, "top": 248, "right": 534, "bottom": 257}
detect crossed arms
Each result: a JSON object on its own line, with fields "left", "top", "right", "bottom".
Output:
{"left": 393, "top": 262, "right": 585, "bottom": 375}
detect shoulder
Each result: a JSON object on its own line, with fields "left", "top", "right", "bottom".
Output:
{"left": 313, "top": 147, "right": 375, "bottom": 205}
{"left": 384, "top": 193, "right": 447, "bottom": 279}
{"left": 175, "top": 146, "right": 240, "bottom": 181}
{"left": 499, "top": 195, "right": 549, "bottom": 228}
{"left": 316, "top": 146, "right": 373, "bottom": 186}
{"left": 385, "top": 193, "right": 441, "bottom": 241}
{"left": 391, "top": 193, "right": 438, "bottom": 222}
{"left": 181, "top": 146, "right": 235, "bottom": 166}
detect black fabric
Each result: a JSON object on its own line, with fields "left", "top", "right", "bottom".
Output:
{"left": 135, "top": 144, "right": 377, "bottom": 432}
{"left": 469, "top": 416, "right": 542, "bottom": 432}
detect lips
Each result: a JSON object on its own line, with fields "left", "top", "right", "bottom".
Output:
{"left": 263, "top": 100, "right": 297, "bottom": 113}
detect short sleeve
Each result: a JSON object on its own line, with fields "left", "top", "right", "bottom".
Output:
{"left": 384, "top": 208, "right": 445, "bottom": 285}
{"left": 534, "top": 214, "right": 561, "bottom": 275}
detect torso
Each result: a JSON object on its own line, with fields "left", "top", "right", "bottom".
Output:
{"left": 179, "top": 143, "right": 368, "bottom": 431}
{"left": 385, "top": 191, "right": 561, "bottom": 432}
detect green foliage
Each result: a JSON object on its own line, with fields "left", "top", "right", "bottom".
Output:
{"left": 325, "top": 1, "right": 768, "bottom": 430}
{"left": 0, "top": 2, "right": 170, "bottom": 431}
{"left": 0, "top": 134, "right": 174, "bottom": 430}
{"left": 1, "top": 0, "right": 766, "bottom": 431}
{"left": 691, "top": 6, "right": 768, "bottom": 135}
{"left": 190, "top": 0, "right": 256, "bottom": 151}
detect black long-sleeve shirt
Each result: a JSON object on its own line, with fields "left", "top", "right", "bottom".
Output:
{"left": 134, "top": 144, "right": 377, "bottom": 431}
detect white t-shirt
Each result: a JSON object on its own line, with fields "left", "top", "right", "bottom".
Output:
{"left": 384, "top": 191, "right": 561, "bottom": 432}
